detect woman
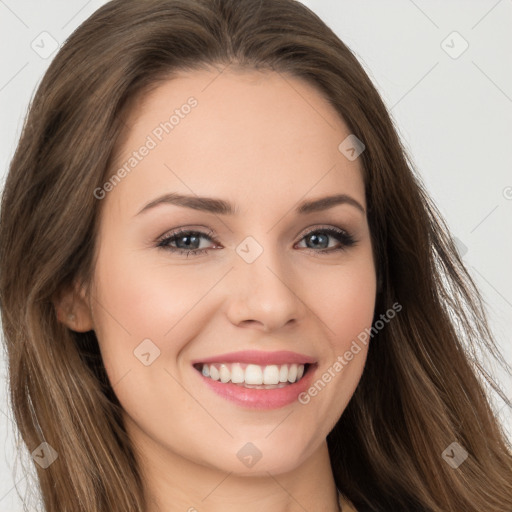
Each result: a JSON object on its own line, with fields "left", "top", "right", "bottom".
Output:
{"left": 0, "top": 0, "right": 511, "bottom": 511}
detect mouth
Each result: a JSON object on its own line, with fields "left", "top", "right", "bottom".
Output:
{"left": 191, "top": 350, "right": 318, "bottom": 409}
{"left": 193, "top": 362, "right": 314, "bottom": 389}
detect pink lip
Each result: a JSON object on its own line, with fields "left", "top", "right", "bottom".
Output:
{"left": 191, "top": 350, "right": 316, "bottom": 366}
{"left": 192, "top": 362, "right": 318, "bottom": 410}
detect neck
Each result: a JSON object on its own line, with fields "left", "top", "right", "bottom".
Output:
{"left": 128, "top": 419, "right": 340, "bottom": 512}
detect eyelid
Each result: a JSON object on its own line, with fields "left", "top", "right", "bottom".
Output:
{"left": 156, "top": 226, "right": 217, "bottom": 244}
{"left": 294, "top": 225, "right": 357, "bottom": 252}
{"left": 298, "top": 224, "right": 348, "bottom": 238}
{"left": 156, "top": 224, "right": 352, "bottom": 244}
{"left": 155, "top": 223, "right": 358, "bottom": 258}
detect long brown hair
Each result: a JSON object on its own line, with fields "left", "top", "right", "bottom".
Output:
{"left": 1, "top": 1, "right": 511, "bottom": 510}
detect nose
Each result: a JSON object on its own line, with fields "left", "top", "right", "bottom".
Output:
{"left": 224, "top": 242, "right": 306, "bottom": 332}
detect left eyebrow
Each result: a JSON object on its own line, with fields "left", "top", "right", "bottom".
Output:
{"left": 296, "top": 193, "right": 366, "bottom": 215}
{"left": 135, "top": 192, "right": 366, "bottom": 217}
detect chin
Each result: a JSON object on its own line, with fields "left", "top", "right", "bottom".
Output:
{"left": 198, "top": 441, "right": 311, "bottom": 477}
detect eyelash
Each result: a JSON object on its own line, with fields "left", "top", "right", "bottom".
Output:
{"left": 156, "top": 226, "right": 357, "bottom": 258}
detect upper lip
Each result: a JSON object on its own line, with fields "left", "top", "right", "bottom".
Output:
{"left": 191, "top": 350, "right": 317, "bottom": 366}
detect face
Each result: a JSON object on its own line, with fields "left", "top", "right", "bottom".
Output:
{"left": 72, "top": 68, "right": 376, "bottom": 477}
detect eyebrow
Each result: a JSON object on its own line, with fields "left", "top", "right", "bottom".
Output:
{"left": 135, "top": 192, "right": 366, "bottom": 217}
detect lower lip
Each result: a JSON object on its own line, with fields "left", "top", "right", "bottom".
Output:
{"left": 194, "top": 364, "right": 317, "bottom": 410}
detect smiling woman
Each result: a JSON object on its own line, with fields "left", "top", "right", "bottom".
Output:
{"left": 0, "top": 1, "right": 511, "bottom": 512}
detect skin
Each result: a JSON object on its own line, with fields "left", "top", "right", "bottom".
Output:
{"left": 57, "top": 67, "right": 376, "bottom": 512}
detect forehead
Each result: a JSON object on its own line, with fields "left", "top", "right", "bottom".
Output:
{"left": 105, "top": 68, "right": 366, "bottom": 219}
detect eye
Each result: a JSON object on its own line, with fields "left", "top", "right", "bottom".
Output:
{"left": 156, "top": 228, "right": 218, "bottom": 257}
{"left": 156, "top": 225, "right": 358, "bottom": 258}
{"left": 295, "top": 226, "right": 357, "bottom": 255}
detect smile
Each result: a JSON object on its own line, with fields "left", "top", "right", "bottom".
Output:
{"left": 191, "top": 350, "right": 318, "bottom": 409}
{"left": 193, "top": 362, "right": 309, "bottom": 388}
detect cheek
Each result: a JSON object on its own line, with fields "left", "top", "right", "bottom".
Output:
{"left": 92, "top": 242, "right": 208, "bottom": 340}
{"left": 310, "top": 258, "right": 377, "bottom": 348}
{"left": 327, "top": 280, "right": 376, "bottom": 348}
{"left": 90, "top": 242, "right": 235, "bottom": 401}
{"left": 92, "top": 237, "right": 376, "bottom": 375}
{"left": 299, "top": 258, "right": 375, "bottom": 419}
{"left": 89, "top": 251, "right": 202, "bottom": 422}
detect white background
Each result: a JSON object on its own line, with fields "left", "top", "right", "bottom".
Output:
{"left": 1, "top": 0, "right": 511, "bottom": 509}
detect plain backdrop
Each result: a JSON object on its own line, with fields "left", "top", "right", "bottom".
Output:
{"left": 1, "top": 0, "right": 511, "bottom": 509}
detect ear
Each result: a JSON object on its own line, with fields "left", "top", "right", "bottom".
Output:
{"left": 53, "top": 279, "right": 94, "bottom": 332}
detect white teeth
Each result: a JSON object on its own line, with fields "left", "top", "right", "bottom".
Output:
{"left": 230, "top": 363, "right": 245, "bottom": 383}
{"left": 288, "top": 364, "right": 297, "bottom": 383}
{"left": 219, "top": 364, "right": 230, "bottom": 383}
{"left": 263, "top": 365, "right": 280, "bottom": 385}
{"left": 198, "top": 362, "right": 307, "bottom": 386}
{"left": 209, "top": 365, "right": 220, "bottom": 381}
{"left": 245, "top": 364, "right": 263, "bottom": 385}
